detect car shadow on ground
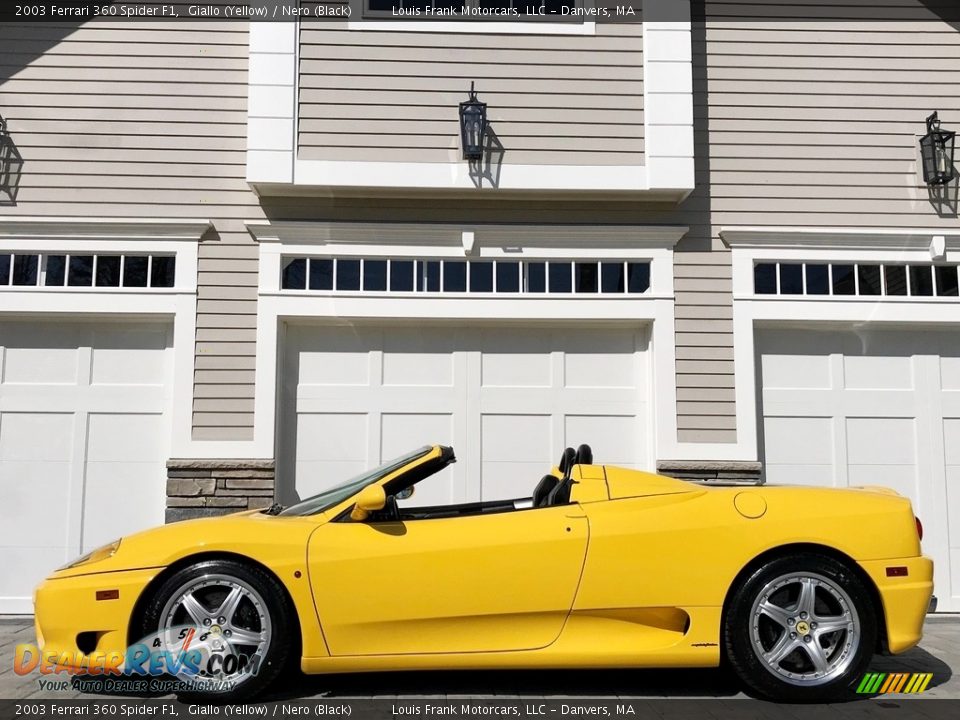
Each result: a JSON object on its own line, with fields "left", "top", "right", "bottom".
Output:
{"left": 867, "top": 646, "right": 953, "bottom": 692}
{"left": 260, "top": 646, "right": 954, "bottom": 702}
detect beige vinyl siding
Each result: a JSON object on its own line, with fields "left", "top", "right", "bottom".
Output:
{"left": 297, "top": 4, "right": 643, "bottom": 166}
{"left": 0, "top": 20, "right": 260, "bottom": 441}
{"left": 669, "top": 0, "right": 960, "bottom": 443}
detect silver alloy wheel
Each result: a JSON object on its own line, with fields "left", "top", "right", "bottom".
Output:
{"left": 159, "top": 573, "right": 272, "bottom": 688}
{"left": 749, "top": 571, "right": 860, "bottom": 686}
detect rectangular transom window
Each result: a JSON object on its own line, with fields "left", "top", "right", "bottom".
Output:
{"left": 281, "top": 257, "right": 651, "bottom": 295}
{"left": 753, "top": 261, "right": 960, "bottom": 298}
{"left": 0, "top": 253, "right": 176, "bottom": 289}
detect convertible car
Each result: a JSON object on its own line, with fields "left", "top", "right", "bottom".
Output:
{"left": 34, "top": 444, "right": 932, "bottom": 702}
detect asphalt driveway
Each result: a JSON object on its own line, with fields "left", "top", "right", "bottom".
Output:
{"left": 1, "top": 615, "right": 957, "bottom": 701}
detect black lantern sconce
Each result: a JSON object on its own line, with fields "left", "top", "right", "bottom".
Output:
{"left": 920, "top": 111, "right": 956, "bottom": 186}
{"left": 458, "top": 82, "right": 487, "bottom": 161}
{"left": 0, "top": 115, "right": 24, "bottom": 203}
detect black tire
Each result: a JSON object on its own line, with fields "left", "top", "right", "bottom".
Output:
{"left": 723, "top": 553, "right": 877, "bottom": 702}
{"left": 136, "top": 559, "right": 296, "bottom": 703}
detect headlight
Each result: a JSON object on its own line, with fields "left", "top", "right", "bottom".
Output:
{"left": 58, "top": 539, "right": 122, "bottom": 570}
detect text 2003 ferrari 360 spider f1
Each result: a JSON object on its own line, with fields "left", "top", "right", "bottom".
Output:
{"left": 34, "top": 444, "right": 931, "bottom": 702}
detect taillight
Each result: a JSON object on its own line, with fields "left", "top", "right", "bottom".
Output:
{"left": 916, "top": 516, "right": 923, "bottom": 541}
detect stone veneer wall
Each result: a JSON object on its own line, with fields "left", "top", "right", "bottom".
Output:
{"left": 166, "top": 459, "right": 276, "bottom": 522}
{"left": 656, "top": 461, "right": 763, "bottom": 485}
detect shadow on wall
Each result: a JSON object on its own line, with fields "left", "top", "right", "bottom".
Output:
{"left": 468, "top": 125, "right": 506, "bottom": 190}
{"left": 0, "top": 116, "right": 24, "bottom": 205}
{"left": 928, "top": 176, "right": 959, "bottom": 218}
{"left": 0, "top": 21, "right": 85, "bottom": 206}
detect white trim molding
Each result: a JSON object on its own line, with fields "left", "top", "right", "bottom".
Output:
{"left": 246, "top": 0, "right": 694, "bottom": 198}
{"left": 249, "top": 219, "right": 686, "bottom": 473}
{"left": 721, "top": 226, "right": 960, "bottom": 251}
{"left": 723, "top": 225, "right": 960, "bottom": 468}
{"left": 0, "top": 218, "right": 210, "bottom": 462}
{"left": 0, "top": 217, "right": 212, "bottom": 241}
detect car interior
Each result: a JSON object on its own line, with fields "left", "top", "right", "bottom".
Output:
{"left": 347, "top": 443, "right": 594, "bottom": 523}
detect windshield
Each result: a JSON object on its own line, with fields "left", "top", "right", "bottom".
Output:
{"left": 278, "top": 446, "right": 433, "bottom": 517}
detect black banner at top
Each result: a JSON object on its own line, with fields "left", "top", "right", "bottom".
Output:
{"left": 1, "top": 1, "right": 959, "bottom": 23}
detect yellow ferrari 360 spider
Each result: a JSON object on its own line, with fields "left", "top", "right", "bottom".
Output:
{"left": 34, "top": 444, "right": 932, "bottom": 702}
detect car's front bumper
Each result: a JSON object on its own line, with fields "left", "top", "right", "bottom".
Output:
{"left": 860, "top": 555, "right": 934, "bottom": 654}
{"left": 33, "top": 568, "right": 161, "bottom": 667}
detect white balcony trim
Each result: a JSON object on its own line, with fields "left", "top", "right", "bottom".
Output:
{"left": 246, "top": 0, "right": 694, "bottom": 197}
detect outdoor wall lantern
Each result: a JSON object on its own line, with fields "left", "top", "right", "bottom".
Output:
{"left": 458, "top": 82, "right": 487, "bottom": 161}
{"left": 920, "top": 111, "right": 956, "bottom": 185}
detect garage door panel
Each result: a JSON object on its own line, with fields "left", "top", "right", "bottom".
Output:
{"left": 382, "top": 329, "right": 456, "bottom": 387}
{"left": 944, "top": 420, "right": 960, "bottom": 465}
{"left": 82, "top": 461, "right": 166, "bottom": 552}
{"left": 941, "top": 356, "right": 960, "bottom": 390}
{"left": 2, "top": 345, "right": 78, "bottom": 385}
{"left": 87, "top": 413, "right": 165, "bottom": 462}
{"left": 760, "top": 352, "right": 832, "bottom": 390}
{"left": 0, "top": 412, "right": 74, "bottom": 462}
{"left": 843, "top": 355, "right": 914, "bottom": 390}
{"left": 565, "top": 351, "right": 640, "bottom": 389}
{"left": 0, "top": 460, "right": 72, "bottom": 538}
{"left": 481, "top": 346, "right": 553, "bottom": 388}
{"left": 846, "top": 417, "right": 917, "bottom": 466}
{"left": 482, "top": 414, "right": 552, "bottom": 462}
{"left": 762, "top": 416, "right": 833, "bottom": 465}
{"left": 90, "top": 335, "right": 168, "bottom": 386}
{"left": 296, "top": 412, "right": 368, "bottom": 461}
{"left": 564, "top": 414, "right": 643, "bottom": 467}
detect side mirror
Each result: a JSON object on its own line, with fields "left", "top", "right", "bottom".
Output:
{"left": 395, "top": 486, "right": 415, "bottom": 501}
{"left": 350, "top": 485, "right": 387, "bottom": 521}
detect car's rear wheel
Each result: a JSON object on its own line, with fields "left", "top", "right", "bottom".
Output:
{"left": 136, "top": 559, "right": 294, "bottom": 702}
{"left": 724, "top": 553, "right": 877, "bottom": 701}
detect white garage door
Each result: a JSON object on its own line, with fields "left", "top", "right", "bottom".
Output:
{"left": 279, "top": 324, "right": 649, "bottom": 506}
{"left": 757, "top": 327, "right": 960, "bottom": 612}
{"left": 0, "top": 321, "right": 173, "bottom": 613}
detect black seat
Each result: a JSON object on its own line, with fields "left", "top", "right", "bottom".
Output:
{"left": 576, "top": 444, "right": 593, "bottom": 465}
{"left": 545, "top": 478, "right": 572, "bottom": 506}
{"left": 546, "top": 447, "right": 578, "bottom": 506}
{"left": 532, "top": 474, "right": 559, "bottom": 508}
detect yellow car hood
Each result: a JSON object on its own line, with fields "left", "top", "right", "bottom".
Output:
{"left": 52, "top": 509, "right": 322, "bottom": 579}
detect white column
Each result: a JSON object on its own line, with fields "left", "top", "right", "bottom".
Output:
{"left": 643, "top": 0, "right": 695, "bottom": 194}
{"left": 247, "top": 20, "right": 298, "bottom": 183}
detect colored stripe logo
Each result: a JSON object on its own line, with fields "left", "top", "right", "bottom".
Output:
{"left": 857, "top": 672, "right": 933, "bottom": 694}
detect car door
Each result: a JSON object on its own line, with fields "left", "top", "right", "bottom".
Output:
{"left": 307, "top": 504, "right": 589, "bottom": 656}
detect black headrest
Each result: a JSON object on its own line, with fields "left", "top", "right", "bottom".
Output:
{"left": 576, "top": 444, "right": 593, "bottom": 465}
{"left": 559, "top": 447, "right": 577, "bottom": 477}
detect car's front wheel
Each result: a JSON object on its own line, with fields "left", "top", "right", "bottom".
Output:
{"left": 724, "top": 553, "right": 877, "bottom": 701}
{"left": 136, "top": 559, "right": 295, "bottom": 702}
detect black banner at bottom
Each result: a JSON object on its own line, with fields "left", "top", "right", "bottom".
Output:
{"left": 2, "top": 700, "right": 960, "bottom": 720}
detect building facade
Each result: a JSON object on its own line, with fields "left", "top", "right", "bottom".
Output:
{"left": 1, "top": 0, "right": 959, "bottom": 614}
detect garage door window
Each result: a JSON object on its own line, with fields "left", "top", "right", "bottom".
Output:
{"left": 0, "top": 253, "right": 176, "bottom": 289}
{"left": 754, "top": 261, "right": 960, "bottom": 298}
{"left": 281, "top": 256, "right": 651, "bottom": 295}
